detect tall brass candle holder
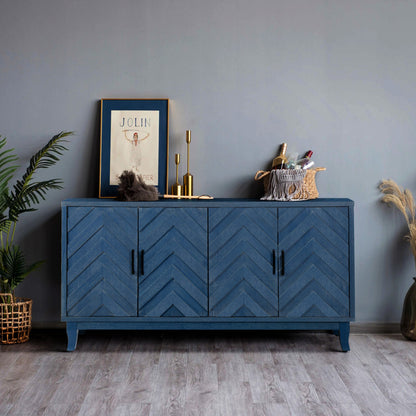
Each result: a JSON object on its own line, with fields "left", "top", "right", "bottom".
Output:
{"left": 171, "top": 153, "right": 183, "bottom": 197}
{"left": 183, "top": 130, "right": 193, "bottom": 196}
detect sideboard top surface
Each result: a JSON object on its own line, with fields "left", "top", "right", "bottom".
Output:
{"left": 62, "top": 198, "right": 354, "bottom": 208}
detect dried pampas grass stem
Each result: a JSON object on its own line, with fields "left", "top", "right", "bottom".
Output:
{"left": 379, "top": 179, "right": 416, "bottom": 270}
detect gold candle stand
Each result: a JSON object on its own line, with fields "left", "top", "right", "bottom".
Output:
{"left": 171, "top": 153, "right": 183, "bottom": 197}
{"left": 183, "top": 130, "right": 193, "bottom": 196}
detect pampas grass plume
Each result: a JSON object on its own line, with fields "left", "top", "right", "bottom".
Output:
{"left": 379, "top": 179, "right": 416, "bottom": 269}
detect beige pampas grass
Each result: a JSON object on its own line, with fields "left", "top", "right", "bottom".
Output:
{"left": 379, "top": 179, "right": 416, "bottom": 270}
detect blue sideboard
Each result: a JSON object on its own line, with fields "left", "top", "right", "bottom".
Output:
{"left": 61, "top": 198, "right": 354, "bottom": 351}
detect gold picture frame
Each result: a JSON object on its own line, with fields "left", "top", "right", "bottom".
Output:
{"left": 99, "top": 98, "right": 169, "bottom": 198}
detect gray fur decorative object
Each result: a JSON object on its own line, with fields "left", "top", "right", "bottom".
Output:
{"left": 116, "top": 170, "right": 159, "bottom": 201}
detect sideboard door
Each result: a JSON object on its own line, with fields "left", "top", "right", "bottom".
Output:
{"left": 66, "top": 207, "right": 138, "bottom": 317}
{"left": 209, "top": 208, "right": 278, "bottom": 317}
{"left": 138, "top": 208, "right": 208, "bottom": 317}
{"left": 278, "top": 207, "right": 350, "bottom": 318}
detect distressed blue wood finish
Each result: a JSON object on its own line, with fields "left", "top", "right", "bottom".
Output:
{"left": 278, "top": 207, "right": 350, "bottom": 318}
{"left": 339, "top": 322, "right": 350, "bottom": 352}
{"left": 66, "top": 322, "right": 78, "bottom": 352}
{"left": 62, "top": 198, "right": 354, "bottom": 352}
{"left": 138, "top": 208, "right": 208, "bottom": 317}
{"left": 66, "top": 207, "right": 138, "bottom": 317}
{"left": 209, "top": 208, "right": 278, "bottom": 316}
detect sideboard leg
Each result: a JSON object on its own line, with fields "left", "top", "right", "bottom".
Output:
{"left": 338, "top": 322, "right": 350, "bottom": 352}
{"left": 66, "top": 322, "right": 79, "bottom": 352}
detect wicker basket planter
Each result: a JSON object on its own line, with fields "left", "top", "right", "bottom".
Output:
{"left": 0, "top": 293, "right": 32, "bottom": 344}
{"left": 255, "top": 167, "right": 326, "bottom": 201}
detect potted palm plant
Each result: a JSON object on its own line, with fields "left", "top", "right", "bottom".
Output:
{"left": 0, "top": 131, "right": 72, "bottom": 344}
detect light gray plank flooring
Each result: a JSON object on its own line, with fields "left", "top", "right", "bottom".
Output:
{"left": 1, "top": 330, "right": 416, "bottom": 416}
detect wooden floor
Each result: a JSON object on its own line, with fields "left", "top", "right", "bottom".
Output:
{"left": 1, "top": 330, "right": 416, "bottom": 416}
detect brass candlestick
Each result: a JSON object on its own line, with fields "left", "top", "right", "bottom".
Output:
{"left": 171, "top": 153, "right": 183, "bottom": 196}
{"left": 183, "top": 130, "right": 193, "bottom": 196}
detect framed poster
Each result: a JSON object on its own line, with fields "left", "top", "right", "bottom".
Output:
{"left": 99, "top": 98, "right": 169, "bottom": 198}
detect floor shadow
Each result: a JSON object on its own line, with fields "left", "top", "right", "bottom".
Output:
{"left": 1, "top": 329, "right": 343, "bottom": 354}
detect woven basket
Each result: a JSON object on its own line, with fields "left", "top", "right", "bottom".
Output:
{"left": 255, "top": 167, "right": 326, "bottom": 201}
{"left": 0, "top": 293, "right": 32, "bottom": 344}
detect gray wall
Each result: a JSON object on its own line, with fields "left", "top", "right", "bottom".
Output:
{"left": 1, "top": 0, "right": 415, "bottom": 324}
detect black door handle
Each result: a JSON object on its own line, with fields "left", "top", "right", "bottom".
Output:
{"left": 273, "top": 249, "right": 276, "bottom": 275}
{"left": 131, "top": 250, "right": 135, "bottom": 274}
{"left": 140, "top": 250, "right": 145, "bottom": 275}
{"left": 281, "top": 250, "right": 285, "bottom": 275}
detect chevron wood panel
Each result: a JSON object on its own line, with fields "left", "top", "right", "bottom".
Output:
{"left": 139, "top": 208, "right": 208, "bottom": 317}
{"left": 66, "top": 207, "right": 137, "bottom": 317}
{"left": 209, "top": 208, "right": 278, "bottom": 317}
{"left": 279, "top": 207, "right": 350, "bottom": 318}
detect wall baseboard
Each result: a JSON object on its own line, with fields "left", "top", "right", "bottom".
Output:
{"left": 350, "top": 322, "right": 400, "bottom": 334}
{"left": 32, "top": 322, "right": 65, "bottom": 330}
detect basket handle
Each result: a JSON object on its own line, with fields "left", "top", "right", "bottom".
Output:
{"left": 254, "top": 170, "right": 270, "bottom": 181}
{"left": 255, "top": 167, "right": 325, "bottom": 180}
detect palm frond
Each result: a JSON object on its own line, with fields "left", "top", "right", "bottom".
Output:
{"left": 24, "top": 131, "right": 71, "bottom": 174}
{"left": 7, "top": 179, "right": 63, "bottom": 221}
{"left": 0, "top": 137, "right": 19, "bottom": 197}
{"left": 0, "top": 245, "right": 44, "bottom": 291}
{"left": 7, "top": 131, "right": 73, "bottom": 221}
{"left": 0, "top": 216, "right": 12, "bottom": 234}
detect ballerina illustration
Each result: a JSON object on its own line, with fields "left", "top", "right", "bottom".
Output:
{"left": 123, "top": 130, "right": 150, "bottom": 171}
